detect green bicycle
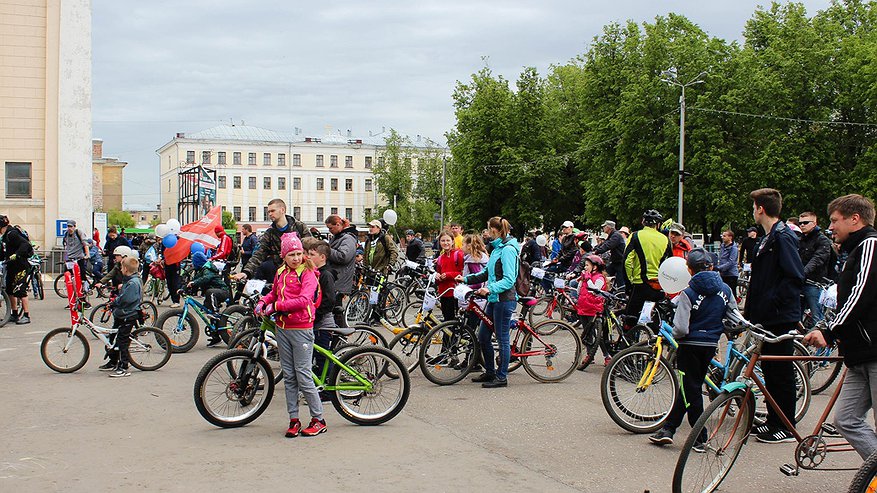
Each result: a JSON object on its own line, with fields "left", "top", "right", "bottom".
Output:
{"left": 193, "top": 315, "right": 411, "bottom": 428}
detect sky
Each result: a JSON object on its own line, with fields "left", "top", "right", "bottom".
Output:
{"left": 92, "top": 0, "right": 833, "bottom": 210}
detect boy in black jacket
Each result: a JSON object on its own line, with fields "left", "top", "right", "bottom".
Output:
{"left": 305, "top": 239, "right": 337, "bottom": 377}
{"left": 102, "top": 257, "right": 142, "bottom": 377}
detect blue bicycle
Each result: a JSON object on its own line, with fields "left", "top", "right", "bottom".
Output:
{"left": 155, "top": 289, "right": 234, "bottom": 352}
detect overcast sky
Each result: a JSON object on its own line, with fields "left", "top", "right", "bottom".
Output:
{"left": 92, "top": 0, "right": 832, "bottom": 210}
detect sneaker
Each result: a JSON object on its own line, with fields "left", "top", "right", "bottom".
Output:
{"left": 15, "top": 315, "right": 30, "bottom": 325}
{"left": 604, "top": 356, "right": 612, "bottom": 367}
{"left": 206, "top": 337, "right": 223, "bottom": 348}
{"left": 756, "top": 428, "right": 795, "bottom": 444}
{"left": 692, "top": 439, "right": 707, "bottom": 453}
{"left": 750, "top": 423, "right": 771, "bottom": 436}
{"left": 98, "top": 362, "right": 116, "bottom": 371}
{"left": 302, "top": 418, "right": 327, "bottom": 436}
{"left": 170, "top": 302, "right": 180, "bottom": 308}
{"left": 285, "top": 419, "right": 302, "bottom": 438}
{"left": 649, "top": 428, "right": 674, "bottom": 446}
{"left": 109, "top": 368, "right": 131, "bottom": 378}
{"left": 10, "top": 311, "right": 18, "bottom": 322}
{"left": 481, "top": 378, "right": 508, "bottom": 389}
{"left": 471, "top": 372, "right": 495, "bottom": 383}
{"left": 577, "top": 355, "right": 592, "bottom": 371}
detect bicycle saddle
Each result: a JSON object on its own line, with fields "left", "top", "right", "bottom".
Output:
{"left": 517, "top": 296, "right": 539, "bottom": 307}
{"left": 318, "top": 326, "right": 356, "bottom": 336}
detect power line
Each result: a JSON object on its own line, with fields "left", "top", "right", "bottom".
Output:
{"left": 689, "top": 107, "right": 877, "bottom": 128}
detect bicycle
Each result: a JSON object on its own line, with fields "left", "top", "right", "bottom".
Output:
{"left": 53, "top": 261, "right": 106, "bottom": 300}
{"left": 576, "top": 287, "right": 644, "bottom": 371}
{"left": 88, "top": 289, "right": 158, "bottom": 327}
{"left": 418, "top": 286, "right": 582, "bottom": 385}
{"left": 527, "top": 267, "right": 579, "bottom": 326}
{"left": 40, "top": 297, "right": 172, "bottom": 373}
{"left": 345, "top": 265, "right": 407, "bottom": 326}
{"left": 154, "top": 288, "right": 238, "bottom": 352}
{"left": 849, "top": 450, "right": 877, "bottom": 493}
{"left": 27, "top": 252, "right": 44, "bottom": 300}
{"left": 387, "top": 274, "right": 446, "bottom": 374}
{"left": 193, "top": 315, "right": 410, "bottom": 428}
{"left": 671, "top": 323, "right": 852, "bottom": 493}
{"left": 0, "top": 262, "right": 15, "bottom": 327}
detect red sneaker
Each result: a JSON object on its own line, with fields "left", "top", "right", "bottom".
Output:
{"left": 604, "top": 356, "right": 612, "bottom": 367}
{"left": 285, "top": 419, "right": 301, "bottom": 438}
{"left": 301, "top": 418, "right": 327, "bottom": 436}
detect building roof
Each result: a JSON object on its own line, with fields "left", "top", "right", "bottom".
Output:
{"left": 184, "top": 125, "right": 293, "bottom": 143}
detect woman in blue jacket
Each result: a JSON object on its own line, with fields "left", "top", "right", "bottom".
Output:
{"left": 458, "top": 217, "right": 519, "bottom": 388}
{"left": 716, "top": 230, "right": 739, "bottom": 293}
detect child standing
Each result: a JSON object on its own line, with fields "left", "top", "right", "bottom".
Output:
{"left": 102, "top": 257, "right": 142, "bottom": 377}
{"left": 434, "top": 231, "right": 464, "bottom": 321}
{"left": 257, "top": 233, "right": 326, "bottom": 437}
{"left": 461, "top": 234, "right": 489, "bottom": 289}
{"left": 649, "top": 248, "right": 742, "bottom": 448}
{"left": 575, "top": 255, "right": 610, "bottom": 370}
{"left": 305, "top": 239, "right": 337, "bottom": 373}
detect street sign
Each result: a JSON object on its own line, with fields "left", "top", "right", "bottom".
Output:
{"left": 93, "top": 212, "right": 107, "bottom": 237}
{"left": 56, "top": 219, "right": 68, "bottom": 237}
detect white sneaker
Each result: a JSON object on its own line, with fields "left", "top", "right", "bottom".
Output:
{"left": 170, "top": 302, "right": 180, "bottom": 308}
{"left": 109, "top": 368, "right": 131, "bottom": 378}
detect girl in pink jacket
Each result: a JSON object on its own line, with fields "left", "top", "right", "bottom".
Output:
{"left": 576, "top": 255, "right": 609, "bottom": 370}
{"left": 256, "top": 233, "right": 326, "bottom": 437}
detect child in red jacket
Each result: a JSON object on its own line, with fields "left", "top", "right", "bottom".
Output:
{"left": 576, "top": 255, "right": 609, "bottom": 370}
{"left": 434, "top": 231, "right": 464, "bottom": 321}
{"left": 256, "top": 233, "right": 326, "bottom": 438}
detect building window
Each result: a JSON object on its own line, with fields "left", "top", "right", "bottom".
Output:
{"left": 293, "top": 206, "right": 301, "bottom": 218}
{"left": 218, "top": 176, "right": 226, "bottom": 189}
{"left": 222, "top": 206, "right": 226, "bottom": 214}
{"left": 345, "top": 156, "right": 353, "bottom": 168}
{"left": 330, "top": 155, "right": 338, "bottom": 168}
{"left": 248, "top": 207, "right": 256, "bottom": 222}
{"left": 4, "top": 162, "right": 31, "bottom": 198}
{"left": 233, "top": 207, "right": 241, "bottom": 221}
{"left": 364, "top": 208, "right": 371, "bottom": 219}
{"left": 345, "top": 178, "right": 353, "bottom": 191}
{"left": 202, "top": 151, "right": 211, "bottom": 164}
{"left": 316, "top": 177, "right": 324, "bottom": 190}
{"left": 140, "top": 215, "right": 145, "bottom": 221}
{"left": 218, "top": 152, "right": 226, "bottom": 165}
{"left": 186, "top": 151, "right": 195, "bottom": 163}
{"left": 365, "top": 178, "right": 372, "bottom": 192}
{"left": 316, "top": 155, "right": 324, "bottom": 167}
{"left": 263, "top": 207, "right": 269, "bottom": 221}
{"left": 316, "top": 207, "right": 324, "bottom": 222}
{"left": 278, "top": 177, "right": 286, "bottom": 190}
{"left": 331, "top": 207, "right": 338, "bottom": 215}
{"left": 345, "top": 208, "right": 353, "bottom": 221}
{"left": 263, "top": 177, "right": 271, "bottom": 189}
{"left": 263, "top": 153, "right": 271, "bottom": 166}
{"left": 248, "top": 176, "right": 256, "bottom": 189}
{"left": 293, "top": 154, "right": 301, "bottom": 167}
{"left": 233, "top": 176, "right": 241, "bottom": 189}
{"left": 330, "top": 178, "right": 338, "bottom": 191}
{"left": 293, "top": 177, "right": 301, "bottom": 190}
{"left": 153, "top": 214, "right": 158, "bottom": 220}
{"left": 233, "top": 152, "right": 241, "bottom": 165}
{"left": 378, "top": 156, "right": 385, "bottom": 166}
{"left": 248, "top": 153, "right": 256, "bottom": 165}
{"left": 365, "top": 156, "right": 372, "bottom": 168}
{"left": 168, "top": 179, "right": 171, "bottom": 192}
{"left": 278, "top": 153, "right": 286, "bottom": 166}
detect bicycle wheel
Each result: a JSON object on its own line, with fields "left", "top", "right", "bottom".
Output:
{"left": 193, "top": 349, "right": 275, "bottom": 428}
{"left": 528, "top": 294, "right": 556, "bottom": 326}
{"left": 88, "top": 303, "right": 112, "bottom": 325}
{"left": 600, "top": 345, "right": 677, "bottom": 433}
{"left": 0, "top": 291, "right": 11, "bottom": 327}
{"left": 127, "top": 327, "right": 172, "bottom": 371}
{"left": 31, "top": 271, "right": 44, "bottom": 300}
{"left": 228, "top": 315, "right": 260, "bottom": 344}
{"left": 345, "top": 290, "right": 371, "bottom": 326}
{"left": 521, "top": 320, "right": 582, "bottom": 382}
{"left": 40, "top": 328, "right": 90, "bottom": 373}
{"left": 382, "top": 283, "right": 407, "bottom": 325}
{"left": 54, "top": 273, "right": 67, "bottom": 299}
{"left": 849, "top": 449, "right": 877, "bottom": 493}
{"left": 155, "top": 308, "right": 200, "bottom": 353}
{"left": 419, "top": 320, "right": 478, "bottom": 386}
{"left": 809, "top": 346, "right": 843, "bottom": 395}
{"left": 348, "top": 324, "right": 388, "bottom": 347}
{"left": 388, "top": 326, "right": 425, "bottom": 374}
{"left": 401, "top": 300, "right": 424, "bottom": 328}
{"left": 329, "top": 345, "right": 410, "bottom": 425}
{"left": 140, "top": 301, "right": 158, "bottom": 326}
{"left": 672, "top": 388, "right": 755, "bottom": 493}
{"left": 221, "top": 304, "right": 251, "bottom": 334}
{"left": 228, "top": 326, "right": 282, "bottom": 383}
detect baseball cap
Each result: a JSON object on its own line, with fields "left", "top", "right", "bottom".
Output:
{"left": 669, "top": 223, "right": 686, "bottom": 234}
{"left": 619, "top": 226, "right": 631, "bottom": 235}
{"left": 561, "top": 220, "right": 574, "bottom": 228}
{"left": 405, "top": 229, "right": 415, "bottom": 236}
{"left": 368, "top": 220, "right": 382, "bottom": 228}
{"left": 746, "top": 227, "right": 757, "bottom": 233}
{"left": 601, "top": 220, "right": 615, "bottom": 229}
{"left": 67, "top": 219, "right": 77, "bottom": 227}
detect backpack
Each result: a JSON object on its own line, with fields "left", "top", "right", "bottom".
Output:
{"left": 227, "top": 237, "right": 242, "bottom": 264}
{"left": 516, "top": 257, "right": 531, "bottom": 297}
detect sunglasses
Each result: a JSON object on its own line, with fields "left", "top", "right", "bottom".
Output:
{"left": 798, "top": 220, "right": 814, "bottom": 225}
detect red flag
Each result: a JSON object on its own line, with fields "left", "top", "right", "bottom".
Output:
{"left": 163, "top": 206, "right": 223, "bottom": 265}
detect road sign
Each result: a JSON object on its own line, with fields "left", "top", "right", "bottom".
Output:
{"left": 93, "top": 212, "right": 107, "bottom": 237}
{"left": 56, "top": 219, "right": 68, "bottom": 237}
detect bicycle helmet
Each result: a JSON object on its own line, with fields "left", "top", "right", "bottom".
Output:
{"left": 585, "top": 254, "right": 605, "bottom": 267}
{"left": 113, "top": 245, "right": 132, "bottom": 257}
{"left": 642, "top": 209, "right": 663, "bottom": 225}
{"left": 687, "top": 248, "right": 717, "bottom": 271}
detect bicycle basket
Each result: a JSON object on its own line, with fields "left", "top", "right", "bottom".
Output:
{"left": 531, "top": 267, "right": 546, "bottom": 279}
{"left": 819, "top": 284, "right": 837, "bottom": 310}
{"left": 368, "top": 286, "right": 380, "bottom": 305}
{"left": 422, "top": 293, "right": 437, "bottom": 312}
{"left": 553, "top": 277, "right": 566, "bottom": 289}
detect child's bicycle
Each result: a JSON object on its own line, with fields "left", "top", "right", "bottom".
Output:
{"left": 40, "top": 296, "right": 172, "bottom": 373}
{"left": 88, "top": 289, "right": 158, "bottom": 327}
{"left": 193, "top": 315, "right": 410, "bottom": 428}
{"left": 154, "top": 287, "right": 238, "bottom": 352}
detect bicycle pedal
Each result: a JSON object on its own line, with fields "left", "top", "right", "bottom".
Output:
{"left": 821, "top": 423, "right": 840, "bottom": 436}
{"left": 779, "top": 464, "right": 799, "bottom": 476}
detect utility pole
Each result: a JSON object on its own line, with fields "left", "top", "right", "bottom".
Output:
{"left": 440, "top": 156, "right": 446, "bottom": 229}
{"left": 661, "top": 69, "right": 706, "bottom": 226}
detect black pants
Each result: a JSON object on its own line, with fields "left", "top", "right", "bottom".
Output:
{"left": 108, "top": 316, "right": 136, "bottom": 369}
{"left": 607, "top": 262, "right": 624, "bottom": 289}
{"left": 165, "top": 263, "right": 181, "bottom": 303}
{"left": 721, "top": 276, "right": 738, "bottom": 295}
{"left": 334, "top": 293, "right": 347, "bottom": 328}
{"left": 579, "top": 314, "right": 609, "bottom": 359}
{"left": 204, "top": 288, "right": 229, "bottom": 315}
{"left": 625, "top": 283, "right": 664, "bottom": 320}
{"left": 665, "top": 345, "right": 715, "bottom": 431}
{"left": 762, "top": 325, "right": 797, "bottom": 430}
{"left": 439, "top": 296, "right": 458, "bottom": 322}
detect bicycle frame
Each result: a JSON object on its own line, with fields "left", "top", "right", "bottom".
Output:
{"left": 463, "top": 294, "right": 558, "bottom": 359}
{"left": 180, "top": 295, "right": 228, "bottom": 331}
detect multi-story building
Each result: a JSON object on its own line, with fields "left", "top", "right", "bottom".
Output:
{"left": 127, "top": 209, "right": 160, "bottom": 228}
{"left": 92, "top": 139, "right": 126, "bottom": 211}
{"left": 157, "top": 124, "right": 441, "bottom": 229}
{"left": 0, "top": 0, "right": 92, "bottom": 249}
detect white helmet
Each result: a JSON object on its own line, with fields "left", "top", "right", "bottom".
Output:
{"left": 128, "top": 250, "right": 139, "bottom": 260}
{"left": 113, "top": 245, "right": 132, "bottom": 257}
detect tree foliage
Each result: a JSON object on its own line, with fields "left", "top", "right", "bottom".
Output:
{"left": 107, "top": 209, "right": 134, "bottom": 229}
{"left": 222, "top": 210, "right": 236, "bottom": 231}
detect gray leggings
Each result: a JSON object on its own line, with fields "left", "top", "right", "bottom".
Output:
{"left": 276, "top": 328, "right": 323, "bottom": 420}
{"left": 836, "top": 360, "right": 877, "bottom": 459}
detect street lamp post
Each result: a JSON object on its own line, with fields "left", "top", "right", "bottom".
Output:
{"left": 440, "top": 157, "right": 446, "bottom": 229}
{"left": 661, "top": 69, "right": 706, "bottom": 226}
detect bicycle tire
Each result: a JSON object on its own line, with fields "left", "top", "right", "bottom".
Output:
{"left": 127, "top": 327, "right": 172, "bottom": 371}
{"left": 672, "top": 388, "right": 755, "bottom": 493}
{"left": 228, "top": 315, "right": 261, "bottom": 344}
{"left": 221, "top": 304, "right": 251, "bottom": 334}
{"left": 521, "top": 320, "right": 581, "bottom": 383}
{"left": 329, "top": 345, "right": 410, "bottom": 425}
{"left": 600, "top": 345, "right": 677, "bottom": 433}
{"left": 155, "top": 308, "right": 200, "bottom": 353}
{"left": 400, "top": 300, "right": 424, "bottom": 328}
{"left": 808, "top": 345, "right": 843, "bottom": 395}
{"left": 528, "top": 294, "right": 556, "bottom": 326}
{"left": 227, "top": 326, "right": 282, "bottom": 384}
{"left": 348, "top": 324, "right": 388, "bottom": 348}
{"left": 345, "top": 290, "right": 371, "bottom": 326}
{"left": 53, "top": 273, "right": 67, "bottom": 299}
{"left": 848, "top": 449, "right": 877, "bottom": 493}
{"left": 31, "top": 271, "right": 44, "bottom": 300}
{"left": 88, "top": 303, "right": 113, "bottom": 325}
{"left": 0, "top": 291, "right": 11, "bottom": 327}
{"left": 383, "top": 283, "right": 407, "bottom": 326}
{"left": 140, "top": 301, "right": 158, "bottom": 327}
{"left": 419, "top": 320, "right": 478, "bottom": 386}
{"left": 193, "top": 349, "right": 275, "bottom": 428}
{"left": 40, "top": 328, "right": 90, "bottom": 373}
{"left": 751, "top": 360, "right": 811, "bottom": 426}
{"left": 388, "top": 326, "right": 425, "bottom": 374}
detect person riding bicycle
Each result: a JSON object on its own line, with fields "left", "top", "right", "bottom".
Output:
{"left": 649, "top": 248, "right": 743, "bottom": 448}
{"left": 187, "top": 251, "right": 230, "bottom": 347}
{"left": 0, "top": 214, "right": 33, "bottom": 324}
{"left": 804, "top": 194, "right": 877, "bottom": 460}
{"left": 95, "top": 245, "right": 134, "bottom": 291}
{"left": 99, "top": 257, "right": 143, "bottom": 377}
{"left": 624, "top": 210, "right": 673, "bottom": 319}
{"left": 576, "top": 255, "right": 610, "bottom": 369}
{"left": 63, "top": 220, "right": 91, "bottom": 285}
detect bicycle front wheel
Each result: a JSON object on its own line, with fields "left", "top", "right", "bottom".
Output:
{"left": 53, "top": 273, "right": 67, "bottom": 299}
{"left": 140, "top": 301, "right": 158, "bottom": 327}
{"left": 0, "top": 291, "right": 11, "bottom": 327}
{"left": 88, "top": 303, "right": 112, "bottom": 325}
{"left": 193, "top": 349, "right": 275, "bottom": 428}
{"left": 155, "top": 308, "right": 199, "bottom": 353}
{"left": 31, "top": 272, "right": 45, "bottom": 300}
{"left": 128, "top": 327, "right": 172, "bottom": 371}
{"left": 673, "top": 388, "right": 755, "bottom": 493}
{"left": 329, "top": 345, "right": 410, "bottom": 425}
{"left": 419, "top": 321, "right": 477, "bottom": 386}
{"left": 601, "top": 345, "right": 677, "bottom": 433}
{"left": 40, "top": 328, "right": 90, "bottom": 373}
{"left": 521, "top": 320, "right": 581, "bottom": 382}
{"left": 849, "top": 449, "right": 877, "bottom": 493}
{"left": 388, "top": 326, "right": 425, "bottom": 374}
{"left": 809, "top": 346, "right": 843, "bottom": 395}
{"left": 348, "top": 324, "right": 388, "bottom": 348}
{"left": 228, "top": 326, "right": 282, "bottom": 383}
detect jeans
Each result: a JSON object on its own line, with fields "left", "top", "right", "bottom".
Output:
{"left": 477, "top": 300, "right": 516, "bottom": 381}
{"left": 802, "top": 284, "right": 825, "bottom": 325}
{"left": 276, "top": 328, "right": 323, "bottom": 420}
{"left": 835, "top": 361, "right": 877, "bottom": 459}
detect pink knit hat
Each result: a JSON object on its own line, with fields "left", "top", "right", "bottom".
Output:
{"left": 280, "top": 232, "right": 303, "bottom": 257}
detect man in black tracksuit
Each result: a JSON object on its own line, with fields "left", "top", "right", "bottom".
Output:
{"left": 797, "top": 211, "right": 834, "bottom": 323}
{"left": 593, "top": 220, "right": 626, "bottom": 287}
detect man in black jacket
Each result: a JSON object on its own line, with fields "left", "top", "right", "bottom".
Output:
{"left": 745, "top": 188, "right": 805, "bottom": 444}
{"left": 0, "top": 215, "right": 33, "bottom": 324}
{"left": 404, "top": 230, "right": 425, "bottom": 263}
{"left": 798, "top": 211, "right": 834, "bottom": 323}
{"left": 805, "top": 194, "right": 877, "bottom": 459}
{"left": 739, "top": 227, "right": 759, "bottom": 266}
{"left": 233, "top": 198, "right": 310, "bottom": 282}
{"left": 593, "top": 220, "right": 625, "bottom": 287}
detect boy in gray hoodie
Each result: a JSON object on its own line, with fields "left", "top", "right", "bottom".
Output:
{"left": 101, "top": 257, "right": 143, "bottom": 377}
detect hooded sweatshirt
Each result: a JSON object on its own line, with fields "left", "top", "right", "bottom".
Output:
{"left": 672, "top": 270, "right": 741, "bottom": 347}
{"left": 464, "top": 236, "right": 520, "bottom": 303}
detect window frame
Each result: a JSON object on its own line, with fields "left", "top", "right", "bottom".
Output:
{"left": 4, "top": 162, "right": 32, "bottom": 198}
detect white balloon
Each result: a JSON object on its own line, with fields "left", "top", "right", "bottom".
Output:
{"left": 166, "top": 218, "right": 181, "bottom": 234}
{"left": 382, "top": 209, "right": 398, "bottom": 226}
{"left": 658, "top": 256, "right": 691, "bottom": 293}
{"left": 535, "top": 234, "right": 547, "bottom": 247}
{"left": 154, "top": 224, "right": 170, "bottom": 238}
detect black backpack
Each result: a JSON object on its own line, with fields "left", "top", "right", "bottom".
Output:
{"left": 227, "top": 237, "right": 242, "bottom": 264}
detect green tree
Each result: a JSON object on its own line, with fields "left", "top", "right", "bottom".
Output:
{"left": 107, "top": 209, "right": 134, "bottom": 229}
{"left": 222, "top": 211, "right": 236, "bottom": 231}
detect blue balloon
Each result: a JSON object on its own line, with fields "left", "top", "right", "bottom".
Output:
{"left": 162, "top": 234, "right": 178, "bottom": 249}
{"left": 190, "top": 242, "right": 205, "bottom": 255}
